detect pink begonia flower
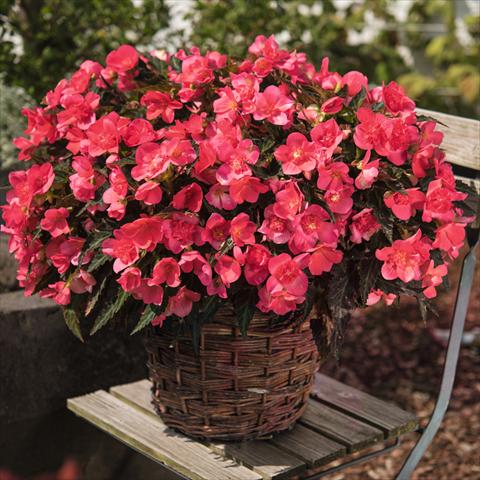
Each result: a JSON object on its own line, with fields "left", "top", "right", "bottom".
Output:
{"left": 180, "top": 55, "right": 214, "bottom": 85}
{"left": 317, "top": 162, "right": 353, "bottom": 191}
{"left": 106, "top": 45, "right": 138, "bottom": 73}
{"left": 151, "top": 313, "right": 167, "bottom": 327}
{"left": 102, "top": 234, "right": 140, "bottom": 273}
{"left": 419, "top": 121, "right": 443, "bottom": 148}
{"left": 433, "top": 222, "right": 466, "bottom": 259}
{"left": 103, "top": 188, "right": 126, "bottom": 220}
{"left": 172, "top": 183, "right": 203, "bottom": 212}
{"left": 56, "top": 92, "right": 99, "bottom": 132}
{"left": 179, "top": 251, "right": 212, "bottom": 286}
{"left": 216, "top": 139, "right": 259, "bottom": 185}
{"left": 274, "top": 132, "right": 316, "bottom": 175}
{"left": 203, "top": 213, "right": 231, "bottom": 250}
{"left": 195, "top": 141, "right": 217, "bottom": 175}
{"left": 308, "top": 245, "right": 343, "bottom": 275}
{"left": 40, "top": 281, "right": 71, "bottom": 305}
{"left": 257, "top": 282, "right": 304, "bottom": 315}
{"left": 342, "top": 71, "right": 368, "bottom": 97}
{"left": 354, "top": 150, "right": 379, "bottom": 190}
{"left": 132, "top": 281, "right": 164, "bottom": 305}
{"left": 162, "top": 138, "right": 196, "bottom": 166}
{"left": 259, "top": 205, "right": 294, "bottom": 244}
{"left": 214, "top": 254, "right": 241, "bottom": 285}
{"left": 268, "top": 253, "right": 308, "bottom": 296}
{"left": 86, "top": 112, "right": 123, "bottom": 157}
{"left": 8, "top": 163, "right": 55, "bottom": 207}
{"left": 253, "top": 85, "right": 294, "bottom": 125}
{"left": 213, "top": 87, "right": 241, "bottom": 119}
{"left": 230, "top": 213, "right": 256, "bottom": 247}
{"left": 135, "top": 181, "right": 163, "bottom": 205}
{"left": 122, "top": 118, "right": 156, "bottom": 146}
{"left": 140, "top": 91, "right": 183, "bottom": 123}
{"left": 206, "top": 276, "right": 228, "bottom": 298}
{"left": 375, "top": 230, "right": 430, "bottom": 283}
{"left": 289, "top": 205, "right": 338, "bottom": 253}
{"left": 422, "top": 179, "right": 467, "bottom": 223}
{"left": 167, "top": 287, "right": 201, "bottom": 317}
{"left": 229, "top": 177, "right": 269, "bottom": 204}
{"left": 132, "top": 142, "right": 170, "bottom": 181}
{"left": 325, "top": 185, "right": 354, "bottom": 214}
{"left": 70, "top": 270, "right": 96, "bottom": 294}
{"left": 150, "top": 258, "right": 181, "bottom": 287}
{"left": 311, "top": 118, "right": 343, "bottom": 162}
{"left": 422, "top": 260, "right": 448, "bottom": 299}
{"left": 382, "top": 81, "right": 415, "bottom": 115}
{"left": 40, "top": 208, "right": 70, "bottom": 238}
{"left": 117, "top": 267, "right": 142, "bottom": 292}
{"left": 120, "top": 217, "right": 164, "bottom": 251}
{"left": 205, "top": 184, "right": 237, "bottom": 210}
{"left": 349, "top": 208, "right": 380, "bottom": 244}
{"left": 70, "top": 155, "right": 105, "bottom": 202}
{"left": 46, "top": 237, "right": 88, "bottom": 274}
{"left": 21, "top": 107, "right": 57, "bottom": 145}
{"left": 321, "top": 96, "right": 344, "bottom": 114}
{"left": 366, "top": 289, "right": 397, "bottom": 306}
{"left": 273, "top": 182, "right": 304, "bottom": 220}
{"left": 161, "top": 213, "right": 203, "bottom": 254}
{"left": 13, "top": 136, "right": 36, "bottom": 161}
{"left": 242, "top": 244, "right": 272, "bottom": 285}
{"left": 384, "top": 188, "right": 425, "bottom": 221}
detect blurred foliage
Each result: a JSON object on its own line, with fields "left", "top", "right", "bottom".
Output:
{"left": 182, "top": 0, "right": 479, "bottom": 118}
{"left": 0, "top": 0, "right": 170, "bottom": 100}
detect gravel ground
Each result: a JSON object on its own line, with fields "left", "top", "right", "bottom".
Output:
{"left": 321, "top": 246, "right": 480, "bottom": 480}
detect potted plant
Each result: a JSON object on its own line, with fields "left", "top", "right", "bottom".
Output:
{"left": 2, "top": 36, "right": 474, "bottom": 441}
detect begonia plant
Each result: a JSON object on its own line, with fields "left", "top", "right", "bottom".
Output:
{"left": 1, "top": 36, "right": 474, "bottom": 348}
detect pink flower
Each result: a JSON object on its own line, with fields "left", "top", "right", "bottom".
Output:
{"left": 132, "top": 142, "right": 170, "bottom": 181}
{"left": 308, "top": 245, "right": 343, "bottom": 275}
{"left": 120, "top": 217, "right": 164, "bottom": 251}
{"left": 321, "top": 96, "right": 344, "bottom": 114}
{"left": 106, "top": 45, "right": 138, "bottom": 73}
{"left": 342, "top": 71, "right": 368, "bottom": 97}
{"left": 257, "top": 283, "right": 304, "bottom": 315}
{"left": 311, "top": 119, "right": 343, "bottom": 162}
{"left": 259, "top": 205, "right": 294, "bottom": 244}
{"left": 433, "top": 222, "right": 466, "bottom": 259}
{"left": 376, "top": 230, "right": 430, "bottom": 283}
{"left": 205, "top": 184, "right": 237, "bottom": 210}
{"left": 140, "top": 91, "right": 182, "bottom": 123}
{"left": 135, "top": 181, "right": 163, "bottom": 205}
{"left": 325, "top": 185, "right": 354, "bottom": 214}
{"left": 150, "top": 258, "right": 181, "bottom": 287}
{"left": 243, "top": 244, "right": 272, "bottom": 285}
{"left": 133, "top": 282, "right": 164, "bottom": 305}
{"left": 179, "top": 251, "right": 212, "bottom": 286}
{"left": 180, "top": 55, "right": 214, "bottom": 85}
{"left": 382, "top": 81, "right": 415, "bottom": 114}
{"left": 117, "top": 267, "right": 142, "bottom": 292}
{"left": 40, "top": 208, "right": 70, "bottom": 237}
{"left": 354, "top": 150, "right": 379, "bottom": 190}
{"left": 349, "top": 208, "right": 380, "bottom": 244}
{"left": 122, "top": 119, "right": 156, "bottom": 146}
{"left": 253, "top": 85, "right": 294, "bottom": 125}
{"left": 40, "top": 281, "right": 71, "bottom": 305}
{"left": 172, "top": 183, "right": 203, "bottom": 212}
{"left": 8, "top": 163, "right": 55, "bottom": 207}
{"left": 161, "top": 213, "right": 203, "bottom": 254}
{"left": 214, "top": 254, "right": 241, "bottom": 284}
{"left": 268, "top": 253, "right": 308, "bottom": 296}
{"left": 70, "top": 270, "right": 96, "bottom": 294}
{"left": 229, "top": 177, "right": 268, "bottom": 204}
{"left": 102, "top": 233, "right": 139, "bottom": 273}
{"left": 70, "top": 156, "right": 105, "bottom": 202}
{"left": 366, "top": 289, "right": 396, "bottom": 306}
{"left": 272, "top": 182, "right": 304, "bottom": 220}
{"left": 162, "top": 138, "right": 196, "bottom": 166}
{"left": 230, "top": 213, "right": 256, "bottom": 246}
{"left": 422, "top": 179, "right": 466, "bottom": 223}
{"left": 86, "top": 113, "right": 120, "bottom": 156}
{"left": 422, "top": 261, "right": 448, "bottom": 299}
{"left": 203, "top": 213, "right": 230, "bottom": 249}
{"left": 167, "top": 287, "right": 201, "bottom": 317}
{"left": 274, "top": 133, "right": 316, "bottom": 174}
{"left": 213, "top": 87, "right": 240, "bottom": 119}
{"left": 384, "top": 189, "right": 425, "bottom": 221}
{"left": 317, "top": 162, "right": 352, "bottom": 191}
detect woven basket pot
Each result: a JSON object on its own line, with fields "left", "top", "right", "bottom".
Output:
{"left": 145, "top": 306, "right": 320, "bottom": 441}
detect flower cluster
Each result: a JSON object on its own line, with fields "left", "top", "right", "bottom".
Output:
{"left": 2, "top": 37, "right": 473, "bottom": 339}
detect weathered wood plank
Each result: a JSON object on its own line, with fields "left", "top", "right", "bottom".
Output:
{"left": 270, "top": 423, "right": 346, "bottom": 468}
{"left": 312, "top": 374, "right": 417, "bottom": 438}
{"left": 111, "top": 380, "right": 306, "bottom": 480}
{"left": 416, "top": 108, "right": 480, "bottom": 171}
{"left": 300, "top": 399, "right": 384, "bottom": 452}
{"left": 67, "top": 391, "right": 261, "bottom": 480}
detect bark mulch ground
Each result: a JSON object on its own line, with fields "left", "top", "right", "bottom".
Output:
{"left": 321, "top": 248, "right": 480, "bottom": 479}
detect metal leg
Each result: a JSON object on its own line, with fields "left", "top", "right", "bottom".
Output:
{"left": 396, "top": 228, "right": 479, "bottom": 480}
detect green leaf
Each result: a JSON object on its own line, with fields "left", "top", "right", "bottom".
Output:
{"left": 86, "top": 253, "right": 111, "bottom": 273}
{"left": 90, "top": 289, "right": 129, "bottom": 335}
{"left": 78, "top": 230, "right": 111, "bottom": 267}
{"left": 85, "top": 276, "right": 108, "bottom": 316}
{"left": 63, "top": 307, "right": 83, "bottom": 342}
{"left": 131, "top": 305, "right": 157, "bottom": 335}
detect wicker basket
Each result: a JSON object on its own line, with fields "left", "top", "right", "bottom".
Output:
{"left": 145, "top": 306, "right": 320, "bottom": 441}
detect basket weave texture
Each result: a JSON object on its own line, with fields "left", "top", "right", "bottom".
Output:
{"left": 145, "top": 307, "right": 320, "bottom": 441}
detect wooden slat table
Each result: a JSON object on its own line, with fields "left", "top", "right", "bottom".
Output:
{"left": 68, "top": 374, "right": 417, "bottom": 480}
